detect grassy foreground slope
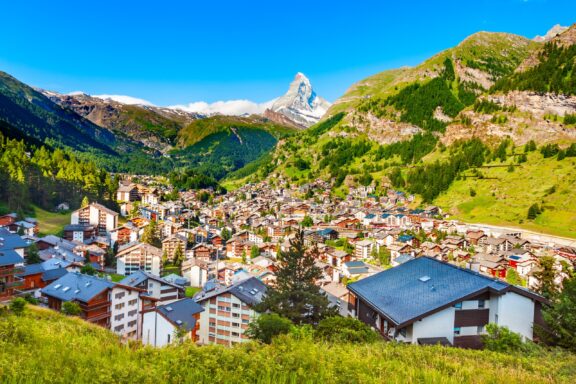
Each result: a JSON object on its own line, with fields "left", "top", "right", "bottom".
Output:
{"left": 1, "top": 307, "right": 575, "bottom": 383}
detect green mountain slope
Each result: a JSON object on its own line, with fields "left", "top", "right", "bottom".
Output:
{"left": 227, "top": 27, "right": 576, "bottom": 237}
{"left": 1, "top": 306, "right": 574, "bottom": 383}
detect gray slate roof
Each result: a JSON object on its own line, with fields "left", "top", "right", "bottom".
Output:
{"left": 42, "top": 272, "right": 114, "bottom": 302}
{"left": 348, "top": 257, "right": 510, "bottom": 326}
{"left": 158, "top": 298, "right": 204, "bottom": 331}
{"left": 195, "top": 277, "right": 267, "bottom": 307}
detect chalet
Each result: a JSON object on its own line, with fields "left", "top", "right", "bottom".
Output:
{"left": 116, "top": 242, "right": 163, "bottom": 277}
{"left": 63, "top": 224, "right": 96, "bottom": 243}
{"left": 476, "top": 253, "right": 508, "bottom": 278}
{"left": 116, "top": 184, "right": 140, "bottom": 203}
{"left": 13, "top": 219, "right": 39, "bottom": 236}
{"left": 317, "top": 228, "right": 338, "bottom": 241}
{"left": 192, "top": 243, "right": 217, "bottom": 262}
{"left": 71, "top": 203, "right": 118, "bottom": 237}
{"left": 182, "top": 259, "right": 210, "bottom": 288}
{"left": 348, "top": 257, "right": 547, "bottom": 349}
{"left": 120, "top": 270, "right": 184, "bottom": 303}
{"left": 320, "top": 282, "right": 349, "bottom": 316}
{"left": 142, "top": 298, "right": 204, "bottom": 347}
{"left": 466, "top": 230, "right": 487, "bottom": 247}
{"left": 484, "top": 237, "right": 513, "bottom": 254}
{"left": 42, "top": 273, "right": 114, "bottom": 328}
{"left": 325, "top": 249, "right": 352, "bottom": 269}
{"left": 110, "top": 224, "right": 139, "bottom": 246}
{"left": 17, "top": 262, "right": 68, "bottom": 292}
{"left": 195, "top": 277, "right": 267, "bottom": 346}
{"left": 0, "top": 249, "right": 24, "bottom": 301}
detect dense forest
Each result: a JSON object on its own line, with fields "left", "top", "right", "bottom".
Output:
{"left": 493, "top": 42, "right": 576, "bottom": 95}
{"left": 358, "top": 59, "right": 479, "bottom": 132}
{"left": 0, "top": 132, "right": 118, "bottom": 215}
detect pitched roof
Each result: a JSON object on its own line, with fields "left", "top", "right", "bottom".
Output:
{"left": 42, "top": 273, "right": 114, "bottom": 303}
{"left": 157, "top": 298, "right": 204, "bottom": 331}
{"left": 0, "top": 228, "right": 29, "bottom": 251}
{"left": 0, "top": 249, "right": 24, "bottom": 267}
{"left": 119, "top": 270, "right": 182, "bottom": 289}
{"left": 348, "top": 257, "right": 517, "bottom": 327}
{"left": 195, "top": 277, "right": 267, "bottom": 307}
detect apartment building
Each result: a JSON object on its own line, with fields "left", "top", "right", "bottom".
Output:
{"left": 71, "top": 203, "right": 118, "bottom": 237}
{"left": 119, "top": 270, "right": 184, "bottom": 303}
{"left": 195, "top": 277, "right": 267, "bottom": 346}
{"left": 116, "top": 242, "right": 162, "bottom": 276}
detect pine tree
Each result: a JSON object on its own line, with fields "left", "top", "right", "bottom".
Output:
{"left": 256, "top": 230, "right": 336, "bottom": 324}
{"left": 537, "top": 275, "right": 576, "bottom": 352}
{"left": 527, "top": 204, "right": 541, "bottom": 220}
{"left": 81, "top": 196, "right": 90, "bottom": 208}
{"left": 173, "top": 245, "right": 184, "bottom": 267}
{"left": 141, "top": 220, "right": 160, "bottom": 247}
{"left": 26, "top": 243, "right": 41, "bottom": 264}
{"left": 533, "top": 256, "right": 559, "bottom": 300}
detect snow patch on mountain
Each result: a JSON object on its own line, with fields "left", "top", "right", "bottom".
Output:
{"left": 267, "top": 72, "right": 331, "bottom": 128}
{"left": 92, "top": 94, "right": 155, "bottom": 106}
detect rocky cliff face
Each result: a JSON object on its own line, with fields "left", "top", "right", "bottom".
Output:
{"left": 264, "top": 73, "right": 331, "bottom": 128}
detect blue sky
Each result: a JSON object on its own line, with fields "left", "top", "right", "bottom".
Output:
{"left": 0, "top": 0, "right": 574, "bottom": 106}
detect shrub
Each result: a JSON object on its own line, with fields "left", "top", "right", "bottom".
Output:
{"left": 10, "top": 298, "right": 27, "bottom": 316}
{"left": 61, "top": 302, "right": 82, "bottom": 316}
{"left": 482, "top": 323, "right": 523, "bottom": 353}
{"left": 315, "top": 317, "right": 380, "bottom": 343}
{"left": 246, "top": 314, "right": 293, "bottom": 344}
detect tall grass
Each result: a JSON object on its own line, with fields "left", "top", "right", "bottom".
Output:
{"left": 0, "top": 306, "right": 574, "bottom": 383}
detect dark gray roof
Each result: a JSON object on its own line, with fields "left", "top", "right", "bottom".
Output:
{"left": 0, "top": 249, "right": 24, "bottom": 267}
{"left": 157, "top": 298, "right": 204, "bottom": 331}
{"left": 348, "top": 257, "right": 511, "bottom": 327}
{"left": 119, "top": 270, "right": 182, "bottom": 289}
{"left": 196, "top": 277, "right": 267, "bottom": 307}
{"left": 0, "top": 228, "right": 29, "bottom": 251}
{"left": 42, "top": 272, "right": 114, "bottom": 302}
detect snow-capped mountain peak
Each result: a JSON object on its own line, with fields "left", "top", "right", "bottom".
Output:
{"left": 267, "top": 72, "right": 331, "bottom": 128}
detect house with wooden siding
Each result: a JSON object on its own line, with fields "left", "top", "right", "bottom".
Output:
{"left": 348, "top": 257, "right": 546, "bottom": 349}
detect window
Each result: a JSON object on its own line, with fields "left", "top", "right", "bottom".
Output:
{"left": 454, "top": 327, "right": 461, "bottom": 336}
{"left": 167, "top": 334, "right": 171, "bottom": 344}
{"left": 115, "top": 292, "right": 125, "bottom": 299}
{"left": 399, "top": 328, "right": 406, "bottom": 337}
{"left": 478, "top": 300, "right": 485, "bottom": 309}
{"left": 232, "top": 322, "right": 240, "bottom": 328}
{"left": 232, "top": 303, "right": 240, "bottom": 308}
{"left": 242, "top": 319, "right": 249, "bottom": 324}
{"left": 115, "top": 314, "right": 124, "bottom": 321}
{"left": 477, "top": 326, "right": 484, "bottom": 334}
{"left": 128, "top": 299, "right": 138, "bottom": 306}
{"left": 232, "top": 313, "right": 240, "bottom": 318}
{"left": 115, "top": 303, "right": 125, "bottom": 310}
{"left": 232, "top": 332, "right": 240, "bottom": 337}
{"left": 209, "top": 322, "right": 216, "bottom": 327}
{"left": 454, "top": 302, "right": 462, "bottom": 309}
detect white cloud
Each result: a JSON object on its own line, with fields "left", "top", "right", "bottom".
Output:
{"left": 92, "top": 94, "right": 155, "bottom": 106}
{"left": 169, "top": 99, "right": 276, "bottom": 116}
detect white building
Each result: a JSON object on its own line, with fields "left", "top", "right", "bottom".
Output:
{"left": 110, "top": 284, "right": 146, "bottom": 339}
{"left": 142, "top": 298, "right": 204, "bottom": 347}
{"left": 116, "top": 242, "right": 162, "bottom": 276}
{"left": 70, "top": 203, "right": 118, "bottom": 237}
{"left": 348, "top": 257, "right": 546, "bottom": 348}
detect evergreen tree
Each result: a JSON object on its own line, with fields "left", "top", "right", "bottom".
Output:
{"left": 537, "top": 275, "right": 576, "bottom": 352}
{"left": 26, "top": 243, "right": 41, "bottom": 264}
{"left": 301, "top": 215, "right": 313, "bottom": 228}
{"left": 221, "top": 227, "right": 231, "bottom": 242}
{"left": 256, "top": 230, "right": 336, "bottom": 325}
{"left": 173, "top": 246, "right": 184, "bottom": 267}
{"left": 505, "top": 268, "right": 523, "bottom": 286}
{"left": 250, "top": 245, "right": 260, "bottom": 259}
{"left": 533, "top": 256, "right": 559, "bottom": 300}
{"left": 81, "top": 196, "right": 90, "bottom": 208}
{"left": 527, "top": 203, "right": 541, "bottom": 220}
{"left": 141, "top": 220, "right": 160, "bottom": 247}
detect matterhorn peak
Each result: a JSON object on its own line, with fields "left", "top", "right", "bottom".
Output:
{"left": 266, "top": 72, "right": 331, "bottom": 128}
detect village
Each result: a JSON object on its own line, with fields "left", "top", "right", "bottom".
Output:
{"left": 1, "top": 176, "right": 574, "bottom": 348}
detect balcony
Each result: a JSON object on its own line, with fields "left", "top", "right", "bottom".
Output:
{"left": 0, "top": 267, "right": 25, "bottom": 277}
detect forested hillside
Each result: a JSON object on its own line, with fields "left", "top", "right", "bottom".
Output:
{"left": 0, "top": 131, "right": 118, "bottom": 215}
{"left": 226, "top": 26, "right": 576, "bottom": 237}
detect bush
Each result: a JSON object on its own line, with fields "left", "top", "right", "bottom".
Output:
{"left": 246, "top": 313, "right": 293, "bottom": 344}
{"left": 61, "top": 302, "right": 82, "bottom": 316}
{"left": 10, "top": 298, "right": 27, "bottom": 316}
{"left": 482, "top": 323, "right": 523, "bottom": 353}
{"left": 315, "top": 317, "right": 380, "bottom": 343}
